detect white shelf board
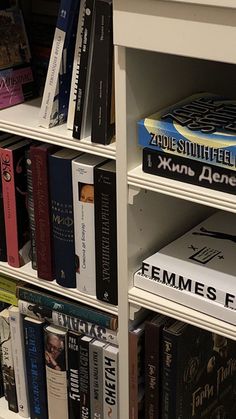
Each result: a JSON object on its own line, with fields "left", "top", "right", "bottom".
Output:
{"left": 129, "top": 287, "right": 236, "bottom": 340}
{"left": 0, "top": 99, "right": 116, "bottom": 159}
{"left": 128, "top": 164, "right": 236, "bottom": 212}
{"left": 0, "top": 261, "right": 118, "bottom": 316}
{"left": 167, "top": 0, "right": 236, "bottom": 7}
{"left": 0, "top": 398, "right": 21, "bottom": 419}
{"left": 113, "top": 0, "right": 236, "bottom": 64}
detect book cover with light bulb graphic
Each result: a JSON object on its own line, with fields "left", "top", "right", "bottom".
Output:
{"left": 138, "top": 92, "right": 236, "bottom": 171}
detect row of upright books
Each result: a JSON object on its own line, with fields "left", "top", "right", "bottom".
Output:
{"left": 0, "top": 276, "right": 119, "bottom": 419}
{"left": 0, "top": 132, "right": 118, "bottom": 305}
{"left": 138, "top": 92, "right": 236, "bottom": 195}
{"left": 0, "top": 0, "right": 115, "bottom": 146}
{"left": 130, "top": 310, "right": 236, "bottom": 419}
{"left": 133, "top": 210, "right": 236, "bottom": 325}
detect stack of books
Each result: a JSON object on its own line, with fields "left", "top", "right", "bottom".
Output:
{"left": 138, "top": 92, "right": 236, "bottom": 195}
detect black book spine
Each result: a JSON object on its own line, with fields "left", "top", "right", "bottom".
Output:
{"left": 79, "top": 336, "right": 92, "bottom": 419}
{"left": 161, "top": 330, "right": 178, "bottom": 419}
{"left": 73, "top": 0, "right": 95, "bottom": 140}
{"left": 0, "top": 173, "right": 7, "bottom": 261}
{"left": 94, "top": 164, "right": 117, "bottom": 305}
{"left": 49, "top": 155, "right": 76, "bottom": 288}
{"left": 25, "top": 148, "right": 37, "bottom": 269}
{"left": 143, "top": 147, "right": 236, "bottom": 195}
{"left": 67, "top": 331, "right": 80, "bottom": 419}
{"left": 91, "top": 0, "right": 114, "bottom": 145}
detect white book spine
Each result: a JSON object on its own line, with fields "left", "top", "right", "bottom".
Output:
{"left": 9, "top": 307, "right": 30, "bottom": 417}
{"left": 89, "top": 340, "right": 105, "bottom": 419}
{"left": 134, "top": 270, "right": 236, "bottom": 325}
{"left": 18, "top": 299, "right": 118, "bottom": 345}
{"left": 39, "top": 27, "right": 65, "bottom": 128}
{"left": 72, "top": 157, "right": 105, "bottom": 296}
{"left": 103, "top": 345, "right": 119, "bottom": 419}
{"left": 67, "top": 0, "right": 86, "bottom": 130}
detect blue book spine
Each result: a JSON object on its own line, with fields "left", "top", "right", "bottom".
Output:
{"left": 23, "top": 318, "right": 48, "bottom": 419}
{"left": 49, "top": 153, "right": 76, "bottom": 288}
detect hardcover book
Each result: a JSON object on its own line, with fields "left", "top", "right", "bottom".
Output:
{"left": 16, "top": 283, "right": 118, "bottom": 330}
{"left": 67, "top": 330, "right": 81, "bottom": 419}
{"left": 25, "top": 148, "right": 37, "bottom": 269}
{"left": 94, "top": 160, "right": 117, "bottom": 305}
{"left": 72, "top": 154, "right": 106, "bottom": 296}
{"left": 141, "top": 211, "right": 236, "bottom": 311}
{"left": 143, "top": 147, "right": 236, "bottom": 196}
{"left": 39, "top": 0, "right": 79, "bottom": 128}
{"left": 89, "top": 339, "right": 106, "bottom": 419}
{"left": 73, "top": 0, "right": 96, "bottom": 140}
{"left": 23, "top": 317, "right": 48, "bottom": 419}
{"left": 30, "top": 143, "right": 58, "bottom": 281}
{"left": 103, "top": 344, "right": 119, "bottom": 419}
{"left": 0, "top": 308, "right": 18, "bottom": 413}
{"left": 79, "top": 335, "right": 93, "bottom": 419}
{"left": 91, "top": 0, "right": 115, "bottom": 145}
{"left": 48, "top": 148, "right": 81, "bottom": 287}
{"left": 0, "top": 139, "right": 31, "bottom": 267}
{"left": 18, "top": 299, "right": 118, "bottom": 345}
{"left": 0, "top": 8, "right": 35, "bottom": 110}
{"left": 162, "top": 321, "right": 236, "bottom": 418}
{"left": 138, "top": 93, "right": 236, "bottom": 171}
{"left": 44, "top": 325, "right": 68, "bottom": 419}
{"left": 9, "top": 306, "right": 29, "bottom": 417}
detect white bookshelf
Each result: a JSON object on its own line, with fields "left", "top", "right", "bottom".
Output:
{"left": 0, "top": 1, "right": 236, "bottom": 419}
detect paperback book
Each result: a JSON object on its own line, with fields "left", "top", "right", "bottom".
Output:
{"left": 103, "top": 344, "right": 119, "bottom": 419}
{"left": 138, "top": 93, "right": 236, "bottom": 171}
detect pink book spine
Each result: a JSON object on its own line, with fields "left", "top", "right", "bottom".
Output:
{"left": 1, "top": 149, "right": 20, "bottom": 267}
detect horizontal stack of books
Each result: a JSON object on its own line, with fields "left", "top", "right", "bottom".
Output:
{"left": 138, "top": 92, "right": 236, "bottom": 195}
{"left": 0, "top": 132, "right": 118, "bottom": 305}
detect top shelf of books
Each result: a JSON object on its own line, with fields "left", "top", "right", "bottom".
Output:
{"left": 113, "top": 0, "right": 236, "bottom": 63}
{"left": 0, "top": 99, "right": 116, "bottom": 160}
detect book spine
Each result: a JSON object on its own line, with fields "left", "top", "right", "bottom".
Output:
{"left": 39, "top": 0, "right": 75, "bottom": 128}
{"left": 162, "top": 330, "right": 178, "bottom": 419}
{"left": 18, "top": 299, "right": 118, "bottom": 344}
{"left": 129, "top": 332, "right": 138, "bottom": 419}
{"left": 72, "top": 160, "right": 96, "bottom": 296}
{"left": 79, "top": 336, "right": 92, "bottom": 419}
{"left": 0, "top": 66, "right": 35, "bottom": 111}
{"left": 49, "top": 154, "right": 76, "bottom": 288}
{"left": 0, "top": 311, "right": 18, "bottom": 412}
{"left": 143, "top": 147, "right": 236, "bottom": 195}
{"left": 31, "top": 145, "right": 55, "bottom": 281}
{"left": 67, "top": 0, "right": 86, "bottom": 130}
{"left": 67, "top": 331, "right": 80, "bottom": 419}
{"left": 73, "top": 0, "right": 95, "bottom": 140}
{"left": 89, "top": 341, "right": 105, "bottom": 419}
{"left": 0, "top": 289, "right": 18, "bottom": 306}
{"left": 94, "top": 165, "right": 117, "bottom": 304}
{"left": 44, "top": 327, "right": 68, "bottom": 419}
{"left": 1, "top": 148, "right": 20, "bottom": 267}
{"left": 0, "top": 275, "right": 18, "bottom": 293}
{"left": 91, "top": 0, "right": 114, "bottom": 145}
{"left": 0, "top": 171, "right": 7, "bottom": 261}
{"left": 103, "top": 345, "right": 119, "bottom": 419}
{"left": 16, "top": 285, "right": 118, "bottom": 330}
{"left": 145, "top": 321, "right": 161, "bottom": 419}
{"left": 25, "top": 149, "right": 37, "bottom": 270}
{"left": 134, "top": 271, "right": 236, "bottom": 325}
{"left": 9, "top": 307, "right": 29, "bottom": 417}
{"left": 23, "top": 318, "right": 48, "bottom": 419}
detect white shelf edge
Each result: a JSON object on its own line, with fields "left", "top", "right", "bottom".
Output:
{"left": 0, "top": 99, "right": 116, "bottom": 160}
{"left": 129, "top": 287, "right": 236, "bottom": 340}
{"left": 0, "top": 398, "right": 21, "bottom": 419}
{"left": 128, "top": 165, "right": 236, "bottom": 212}
{"left": 0, "top": 262, "right": 118, "bottom": 316}
{"left": 167, "top": 0, "right": 236, "bottom": 7}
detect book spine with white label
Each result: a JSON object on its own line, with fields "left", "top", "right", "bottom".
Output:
{"left": 79, "top": 335, "right": 92, "bottom": 419}
{"left": 9, "top": 306, "right": 29, "bottom": 417}
{"left": 134, "top": 269, "right": 236, "bottom": 325}
{"left": 72, "top": 155, "right": 106, "bottom": 296}
{"left": 18, "top": 299, "right": 118, "bottom": 345}
{"left": 0, "top": 308, "right": 18, "bottom": 413}
{"left": 44, "top": 325, "right": 68, "bottom": 419}
{"left": 103, "top": 344, "right": 119, "bottom": 419}
{"left": 89, "top": 339, "right": 105, "bottom": 419}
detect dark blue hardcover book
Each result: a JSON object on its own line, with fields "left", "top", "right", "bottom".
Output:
{"left": 23, "top": 316, "right": 48, "bottom": 419}
{"left": 49, "top": 148, "right": 81, "bottom": 288}
{"left": 67, "top": 330, "right": 81, "bottom": 419}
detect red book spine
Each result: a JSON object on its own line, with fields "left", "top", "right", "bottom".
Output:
{"left": 31, "top": 145, "right": 55, "bottom": 280}
{"left": 1, "top": 149, "right": 20, "bottom": 267}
